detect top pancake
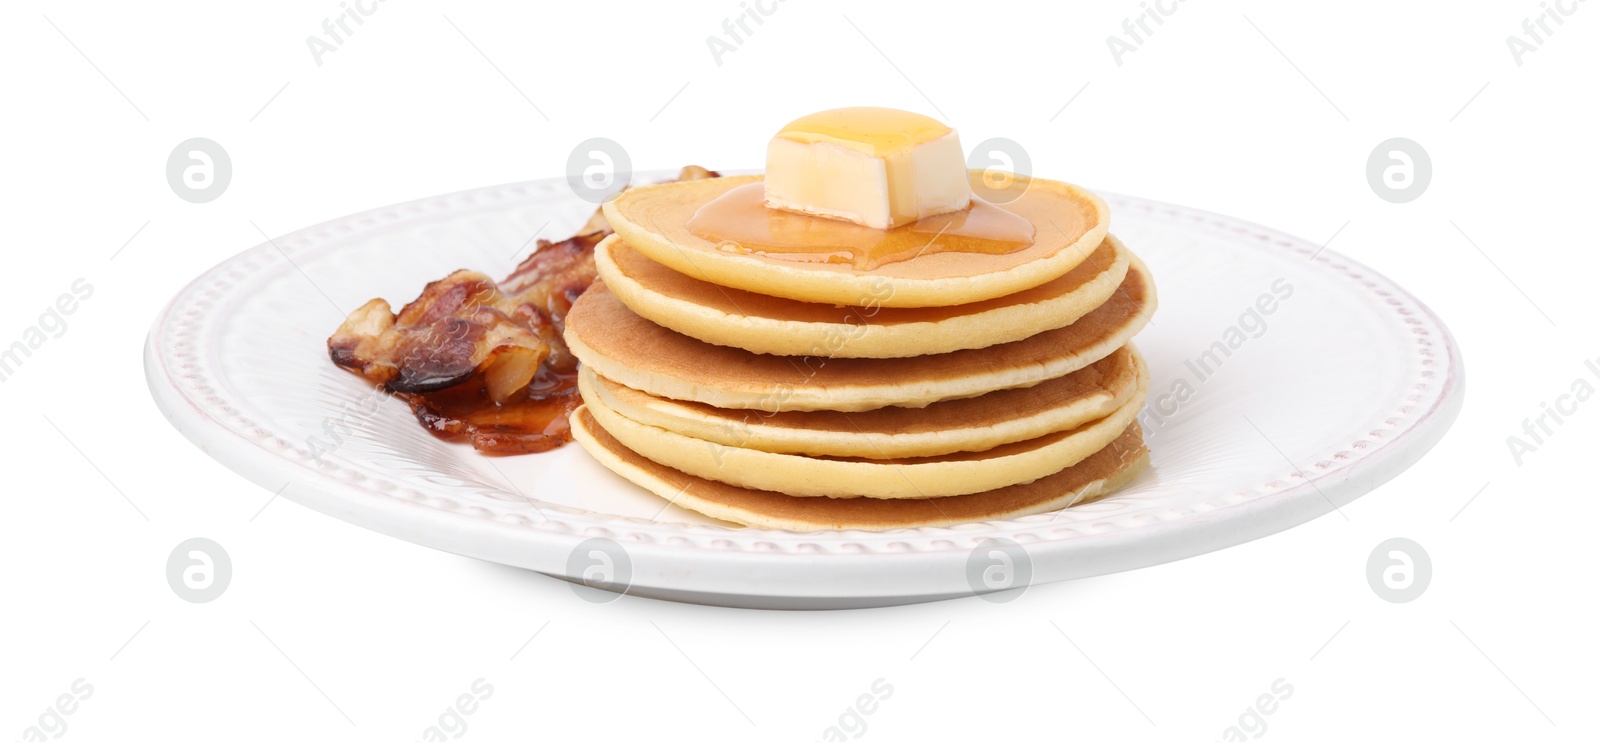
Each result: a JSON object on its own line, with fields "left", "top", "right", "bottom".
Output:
{"left": 602, "top": 172, "right": 1109, "bottom": 308}
{"left": 565, "top": 255, "right": 1156, "bottom": 412}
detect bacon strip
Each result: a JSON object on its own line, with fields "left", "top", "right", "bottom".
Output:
{"left": 327, "top": 166, "right": 719, "bottom": 455}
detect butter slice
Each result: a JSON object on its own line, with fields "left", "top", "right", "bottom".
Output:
{"left": 764, "top": 107, "right": 970, "bottom": 229}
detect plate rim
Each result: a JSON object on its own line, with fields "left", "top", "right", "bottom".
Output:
{"left": 143, "top": 171, "right": 1465, "bottom": 601}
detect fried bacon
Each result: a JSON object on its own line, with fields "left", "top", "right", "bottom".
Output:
{"left": 327, "top": 166, "right": 719, "bottom": 455}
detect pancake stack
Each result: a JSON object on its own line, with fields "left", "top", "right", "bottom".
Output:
{"left": 564, "top": 171, "right": 1157, "bottom": 531}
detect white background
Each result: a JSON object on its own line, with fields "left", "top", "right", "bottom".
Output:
{"left": 3, "top": 1, "right": 1596, "bottom": 740}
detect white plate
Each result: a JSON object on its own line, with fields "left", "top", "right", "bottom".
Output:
{"left": 144, "top": 171, "right": 1464, "bottom": 609}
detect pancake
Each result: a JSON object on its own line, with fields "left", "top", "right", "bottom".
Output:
{"left": 595, "top": 232, "right": 1132, "bottom": 358}
{"left": 581, "top": 345, "right": 1146, "bottom": 458}
{"left": 572, "top": 407, "right": 1149, "bottom": 531}
{"left": 577, "top": 370, "right": 1148, "bottom": 499}
{"left": 601, "top": 172, "right": 1110, "bottom": 308}
{"left": 565, "top": 255, "right": 1156, "bottom": 412}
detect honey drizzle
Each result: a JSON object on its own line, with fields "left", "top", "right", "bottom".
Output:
{"left": 685, "top": 183, "right": 1035, "bottom": 271}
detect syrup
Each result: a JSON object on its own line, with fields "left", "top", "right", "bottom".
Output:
{"left": 685, "top": 183, "right": 1035, "bottom": 272}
